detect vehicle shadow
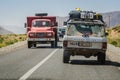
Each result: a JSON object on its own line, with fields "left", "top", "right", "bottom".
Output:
{"left": 70, "top": 60, "right": 120, "bottom": 67}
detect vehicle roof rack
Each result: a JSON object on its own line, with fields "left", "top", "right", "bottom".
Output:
{"left": 35, "top": 13, "right": 48, "bottom": 16}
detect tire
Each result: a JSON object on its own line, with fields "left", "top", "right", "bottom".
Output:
{"left": 51, "top": 40, "right": 57, "bottom": 48}
{"left": 97, "top": 52, "right": 106, "bottom": 64}
{"left": 34, "top": 43, "right": 36, "bottom": 48}
{"left": 55, "top": 32, "right": 58, "bottom": 48}
{"left": 63, "top": 51, "right": 70, "bottom": 63}
{"left": 28, "top": 41, "right": 32, "bottom": 48}
{"left": 51, "top": 41, "right": 55, "bottom": 48}
{"left": 55, "top": 40, "right": 57, "bottom": 48}
{"left": 57, "top": 37, "right": 59, "bottom": 42}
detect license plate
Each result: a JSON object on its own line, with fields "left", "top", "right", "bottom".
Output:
{"left": 69, "top": 42, "right": 78, "bottom": 46}
{"left": 37, "top": 33, "right": 44, "bottom": 37}
{"left": 78, "top": 42, "right": 92, "bottom": 47}
{"left": 69, "top": 41, "right": 92, "bottom": 47}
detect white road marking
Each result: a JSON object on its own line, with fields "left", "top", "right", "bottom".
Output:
{"left": 19, "top": 49, "right": 59, "bottom": 80}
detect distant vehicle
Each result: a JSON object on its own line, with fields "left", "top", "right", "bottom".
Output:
{"left": 63, "top": 9, "right": 108, "bottom": 64}
{"left": 25, "top": 13, "right": 58, "bottom": 48}
{"left": 57, "top": 26, "right": 67, "bottom": 38}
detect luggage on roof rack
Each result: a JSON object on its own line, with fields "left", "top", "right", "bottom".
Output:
{"left": 69, "top": 10, "right": 103, "bottom": 21}
{"left": 94, "top": 14, "right": 103, "bottom": 21}
{"left": 69, "top": 10, "right": 80, "bottom": 19}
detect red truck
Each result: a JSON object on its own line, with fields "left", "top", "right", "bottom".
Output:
{"left": 25, "top": 13, "right": 58, "bottom": 48}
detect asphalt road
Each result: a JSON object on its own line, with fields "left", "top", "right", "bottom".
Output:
{"left": 0, "top": 42, "right": 120, "bottom": 80}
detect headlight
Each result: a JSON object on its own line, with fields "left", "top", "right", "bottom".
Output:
{"left": 29, "top": 33, "right": 35, "bottom": 37}
{"left": 47, "top": 33, "right": 52, "bottom": 36}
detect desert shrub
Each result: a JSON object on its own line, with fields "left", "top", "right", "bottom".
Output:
{"left": 0, "top": 43, "right": 6, "bottom": 48}
{"left": 107, "top": 25, "right": 120, "bottom": 47}
{"left": 112, "top": 25, "right": 120, "bottom": 32}
{"left": 0, "top": 37, "right": 4, "bottom": 43}
{"left": 0, "top": 34, "right": 26, "bottom": 48}
{"left": 18, "top": 37, "right": 22, "bottom": 41}
{"left": 110, "top": 41, "right": 117, "bottom": 46}
{"left": 5, "top": 40, "right": 14, "bottom": 45}
{"left": 14, "top": 39, "right": 18, "bottom": 43}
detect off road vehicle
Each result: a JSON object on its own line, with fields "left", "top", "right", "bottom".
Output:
{"left": 63, "top": 9, "right": 107, "bottom": 64}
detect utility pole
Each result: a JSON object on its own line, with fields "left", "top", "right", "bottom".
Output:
{"left": 108, "top": 15, "right": 110, "bottom": 28}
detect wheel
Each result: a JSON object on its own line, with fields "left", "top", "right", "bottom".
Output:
{"left": 54, "top": 40, "right": 57, "bottom": 48}
{"left": 63, "top": 51, "right": 70, "bottom": 63}
{"left": 55, "top": 33, "right": 58, "bottom": 48}
{"left": 97, "top": 52, "right": 106, "bottom": 64}
{"left": 28, "top": 41, "right": 32, "bottom": 48}
{"left": 33, "top": 43, "right": 36, "bottom": 48}
{"left": 57, "top": 37, "right": 59, "bottom": 42}
{"left": 51, "top": 41, "right": 55, "bottom": 48}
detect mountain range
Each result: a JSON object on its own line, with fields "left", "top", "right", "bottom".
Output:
{"left": 0, "top": 11, "right": 120, "bottom": 34}
{"left": 0, "top": 26, "right": 13, "bottom": 34}
{"left": 102, "top": 11, "right": 120, "bottom": 27}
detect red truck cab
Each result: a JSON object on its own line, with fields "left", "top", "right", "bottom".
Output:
{"left": 25, "top": 13, "right": 58, "bottom": 48}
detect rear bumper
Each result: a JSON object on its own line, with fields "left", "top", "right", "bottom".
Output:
{"left": 64, "top": 48, "right": 106, "bottom": 55}
{"left": 27, "top": 38, "right": 55, "bottom": 41}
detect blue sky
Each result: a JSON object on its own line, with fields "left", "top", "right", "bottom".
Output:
{"left": 0, "top": 0, "right": 120, "bottom": 33}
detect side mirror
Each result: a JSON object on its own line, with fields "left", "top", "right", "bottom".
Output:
{"left": 63, "top": 22, "right": 67, "bottom": 25}
{"left": 24, "top": 23, "right": 27, "bottom": 28}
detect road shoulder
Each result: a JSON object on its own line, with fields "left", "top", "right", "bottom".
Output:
{"left": 107, "top": 44, "right": 120, "bottom": 70}
{"left": 0, "top": 41, "right": 27, "bottom": 55}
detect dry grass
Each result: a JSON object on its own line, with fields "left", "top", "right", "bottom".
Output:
{"left": 107, "top": 25, "right": 120, "bottom": 47}
{"left": 0, "top": 34, "right": 27, "bottom": 48}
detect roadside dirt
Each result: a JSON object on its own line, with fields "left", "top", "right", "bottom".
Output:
{"left": 107, "top": 44, "right": 120, "bottom": 70}
{"left": 0, "top": 40, "right": 27, "bottom": 54}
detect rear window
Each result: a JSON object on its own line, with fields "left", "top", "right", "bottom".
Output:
{"left": 67, "top": 23, "right": 105, "bottom": 37}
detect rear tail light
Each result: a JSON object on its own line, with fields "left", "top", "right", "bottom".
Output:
{"left": 102, "top": 42, "right": 107, "bottom": 49}
{"left": 63, "top": 41, "right": 68, "bottom": 47}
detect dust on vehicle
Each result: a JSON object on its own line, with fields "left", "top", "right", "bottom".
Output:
{"left": 63, "top": 9, "right": 108, "bottom": 64}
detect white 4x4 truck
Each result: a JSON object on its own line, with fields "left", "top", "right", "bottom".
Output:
{"left": 63, "top": 10, "right": 108, "bottom": 64}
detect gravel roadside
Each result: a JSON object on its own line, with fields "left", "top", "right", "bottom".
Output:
{"left": 0, "top": 40, "right": 27, "bottom": 55}
{"left": 107, "top": 44, "right": 120, "bottom": 70}
{"left": 107, "top": 44, "right": 120, "bottom": 63}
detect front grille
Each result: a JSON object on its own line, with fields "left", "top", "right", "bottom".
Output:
{"left": 36, "top": 33, "right": 45, "bottom": 37}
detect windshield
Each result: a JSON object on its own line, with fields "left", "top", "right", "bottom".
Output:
{"left": 67, "top": 23, "right": 105, "bottom": 37}
{"left": 32, "top": 21, "right": 50, "bottom": 27}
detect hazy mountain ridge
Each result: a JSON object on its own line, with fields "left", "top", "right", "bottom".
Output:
{"left": 2, "top": 25, "right": 26, "bottom": 34}
{"left": 0, "top": 26, "right": 13, "bottom": 34}
{"left": 102, "top": 11, "right": 120, "bottom": 27}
